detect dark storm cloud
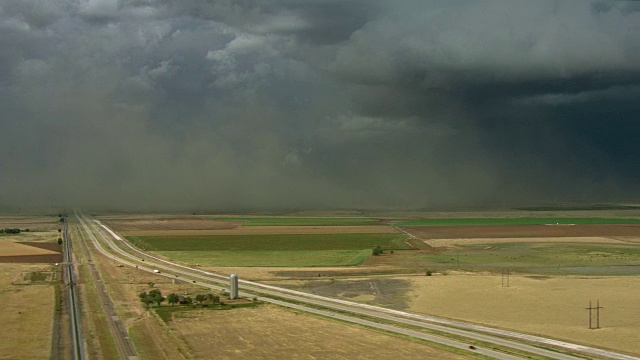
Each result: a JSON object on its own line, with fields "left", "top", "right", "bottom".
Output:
{"left": 1, "top": 0, "right": 639, "bottom": 211}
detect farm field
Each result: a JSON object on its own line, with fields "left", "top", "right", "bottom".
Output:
{"left": 122, "top": 225, "right": 396, "bottom": 236}
{"left": 127, "top": 233, "right": 409, "bottom": 267}
{"left": 0, "top": 263, "right": 57, "bottom": 359}
{"left": 207, "top": 216, "right": 381, "bottom": 226}
{"left": 414, "top": 241, "right": 640, "bottom": 275}
{"left": 0, "top": 215, "right": 61, "bottom": 231}
{"left": 166, "top": 304, "right": 471, "bottom": 360}
{"left": 98, "top": 211, "right": 640, "bottom": 357}
{"left": 396, "top": 217, "right": 640, "bottom": 226}
{"left": 407, "top": 273, "right": 640, "bottom": 355}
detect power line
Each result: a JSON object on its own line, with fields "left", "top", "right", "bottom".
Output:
{"left": 501, "top": 268, "right": 510, "bottom": 287}
{"left": 586, "top": 300, "right": 604, "bottom": 329}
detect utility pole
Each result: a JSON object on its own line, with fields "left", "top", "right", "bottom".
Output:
{"left": 501, "top": 269, "right": 510, "bottom": 287}
{"left": 586, "top": 300, "right": 604, "bottom": 329}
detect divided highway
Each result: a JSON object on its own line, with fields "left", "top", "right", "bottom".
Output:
{"left": 74, "top": 210, "right": 639, "bottom": 360}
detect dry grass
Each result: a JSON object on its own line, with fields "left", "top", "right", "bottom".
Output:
{"left": 407, "top": 273, "right": 640, "bottom": 355}
{"left": 0, "top": 264, "right": 56, "bottom": 359}
{"left": 169, "top": 305, "right": 471, "bottom": 360}
{"left": 122, "top": 225, "right": 397, "bottom": 236}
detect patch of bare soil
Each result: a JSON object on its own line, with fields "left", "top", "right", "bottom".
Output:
{"left": 170, "top": 305, "right": 471, "bottom": 360}
{"left": 402, "top": 224, "right": 640, "bottom": 239}
{"left": 280, "top": 277, "right": 412, "bottom": 309}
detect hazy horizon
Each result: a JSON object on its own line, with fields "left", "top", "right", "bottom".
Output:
{"left": 1, "top": 1, "right": 639, "bottom": 211}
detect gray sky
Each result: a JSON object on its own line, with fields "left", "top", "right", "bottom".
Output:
{"left": 1, "top": 0, "right": 639, "bottom": 211}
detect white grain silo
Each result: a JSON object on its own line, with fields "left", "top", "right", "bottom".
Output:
{"left": 229, "top": 274, "right": 239, "bottom": 299}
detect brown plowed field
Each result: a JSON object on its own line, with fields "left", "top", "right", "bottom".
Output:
{"left": 0, "top": 242, "right": 62, "bottom": 263}
{"left": 0, "top": 216, "right": 60, "bottom": 231}
{"left": 402, "top": 224, "right": 640, "bottom": 239}
{"left": 0, "top": 254, "right": 62, "bottom": 263}
{"left": 102, "top": 217, "right": 239, "bottom": 231}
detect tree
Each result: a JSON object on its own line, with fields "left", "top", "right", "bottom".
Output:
{"left": 148, "top": 289, "right": 165, "bottom": 306}
{"left": 139, "top": 291, "right": 154, "bottom": 308}
{"left": 57, "top": 238, "right": 63, "bottom": 245}
{"left": 206, "top": 293, "right": 220, "bottom": 305}
{"left": 167, "top": 293, "right": 180, "bottom": 306}
{"left": 372, "top": 245, "right": 383, "bottom": 256}
{"left": 195, "top": 294, "right": 206, "bottom": 304}
{"left": 183, "top": 296, "right": 193, "bottom": 305}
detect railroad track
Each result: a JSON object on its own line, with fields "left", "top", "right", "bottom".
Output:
{"left": 62, "top": 218, "right": 85, "bottom": 360}
{"left": 74, "top": 210, "right": 640, "bottom": 360}
{"left": 73, "top": 223, "right": 138, "bottom": 360}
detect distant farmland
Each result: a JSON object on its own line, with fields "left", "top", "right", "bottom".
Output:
{"left": 396, "top": 217, "right": 640, "bottom": 227}
{"left": 127, "top": 233, "right": 409, "bottom": 267}
{"left": 206, "top": 217, "right": 379, "bottom": 226}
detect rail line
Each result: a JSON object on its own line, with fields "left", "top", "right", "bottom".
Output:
{"left": 62, "top": 218, "right": 85, "bottom": 360}
{"left": 75, "top": 210, "right": 640, "bottom": 360}
{"left": 72, "top": 222, "right": 138, "bottom": 359}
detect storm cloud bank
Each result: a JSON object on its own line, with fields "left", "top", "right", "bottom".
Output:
{"left": 1, "top": 0, "right": 639, "bottom": 211}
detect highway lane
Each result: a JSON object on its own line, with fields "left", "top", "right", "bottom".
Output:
{"left": 76, "top": 210, "right": 640, "bottom": 360}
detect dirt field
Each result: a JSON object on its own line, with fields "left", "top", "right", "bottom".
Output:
{"left": 423, "top": 236, "right": 638, "bottom": 247}
{"left": 101, "top": 216, "right": 239, "bottom": 231}
{"left": 0, "top": 215, "right": 61, "bottom": 231}
{"left": 0, "top": 242, "right": 60, "bottom": 256}
{"left": 0, "top": 235, "right": 63, "bottom": 263}
{"left": 169, "top": 305, "right": 471, "bottom": 360}
{"left": 122, "top": 225, "right": 397, "bottom": 236}
{"left": 407, "top": 273, "right": 640, "bottom": 355}
{"left": 0, "top": 263, "right": 56, "bottom": 359}
{"left": 402, "top": 224, "right": 640, "bottom": 239}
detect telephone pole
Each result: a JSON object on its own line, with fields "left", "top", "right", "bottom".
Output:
{"left": 586, "top": 300, "right": 604, "bottom": 329}
{"left": 501, "top": 268, "right": 510, "bottom": 287}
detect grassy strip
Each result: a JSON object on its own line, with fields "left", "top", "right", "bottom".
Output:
{"left": 396, "top": 217, "right": 640, "bottom": 226}
{"left": 73, "top": 225, "right": 121, "bottom": 359}
{"left": 155, "top": 250, "right": 372, "bottom": 267}
{"left": 208, "top": 217, "right": 379, "bottom": 226}
{"left": 127, "top": 233, "right": 409, "bottom": 251}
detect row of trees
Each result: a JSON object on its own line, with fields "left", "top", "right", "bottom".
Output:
{"left": 139, "top": 289, "right": 222, "bottom": 308}
{"left": 0, "top": 228, "right": 21, "bottom": 234}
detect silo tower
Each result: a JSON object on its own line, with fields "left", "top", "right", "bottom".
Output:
{"left": 229, "top": 274, "right": 239, "bottom": 300}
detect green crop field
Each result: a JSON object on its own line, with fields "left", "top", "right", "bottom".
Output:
{"left": 127, "top": 233, "right": 408, "bottom": 251}
{"left": 396, "top": 217, "right": 640, "bottom": 226}
{"left": 155, "top": 250, "right": 372, "bottom": 267}
{"left": 207, "top": 217, "right": 379, "bottom": 226}
{"left": 127, "top": 233, "right": 409, "bottom": 267}
{"left": 416, "top": 242, "right": 640, "bottom": 275}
